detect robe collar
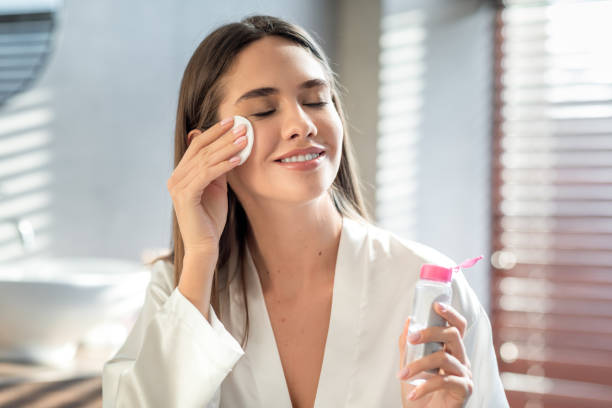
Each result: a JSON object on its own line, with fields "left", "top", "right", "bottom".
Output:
{"left": 227, "top": 216, "right": 368, "bottom": 407}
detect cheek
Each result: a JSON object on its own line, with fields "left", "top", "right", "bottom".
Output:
{"left": 325, "top": 108, "right": 343, "bottom": 141}
{"left": 327, "top": 118, "right": 343, "bottom": 155}
{"left": 245, "top": 124, "right": 276, "bottom": 164}
{"left": 231, "top": 161, "right": 253, "bottom": 180}
{"left": 227, "top": 149, "right": 261, "bottom": 188}
{"left": 226, "top": 164, "right": 255, "bottom": 200}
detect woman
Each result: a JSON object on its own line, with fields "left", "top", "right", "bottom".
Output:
{"left": 103, "top": 15, "right": 508, "bottom": 408}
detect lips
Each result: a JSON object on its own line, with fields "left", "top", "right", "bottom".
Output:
{"left": 274, "top": 146, "right": 325, "bottom": 162}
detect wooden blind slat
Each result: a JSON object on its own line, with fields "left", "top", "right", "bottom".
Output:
{"left": 499, "top": 117, "right": 612, "bottom": 134}
{"left": 500, "top": 358, "right": 612, "bottom": 386}
{"left": 495, "top": 232, "right": 612, "bottom": 250}
{"left": 494, "top": 311, "right": 612, "bottom": 335}
{"left": 498, "top": 327, "right": 612, "bottom": 352}
{"left": 495, "top": 277, "right": 612, "bottom": 299}
{"left": 499, "top": 345, "right": 612, "bottom": 372}
{"left": 496, "top": 216, "right": 612, "bottom": 234}
{"left": 496, "top": 264, "right": 612, "bottom": 284}
{"left": 491, "top": 249, "right": 612, "bottom": 268}
{"left": 494, "top": 297, "right": 612, "bottom": 318}
{"left": 501, "top": 135, "right": 612, "bottom": 151}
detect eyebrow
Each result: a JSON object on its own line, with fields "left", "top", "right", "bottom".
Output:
{"left": 234, "top": 78, "right": 330, "bottom": 105}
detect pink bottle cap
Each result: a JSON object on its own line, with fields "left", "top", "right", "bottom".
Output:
{"left": 420, "top": 264, "right": 453, "bottom": 282}
{"left": 420, "top": 255, "right": 484, "bottom": 283}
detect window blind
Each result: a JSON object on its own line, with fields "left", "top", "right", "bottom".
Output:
{"left": 0, "top": 11, "right": 55, "bottom": 106}
{"left": 492, "top": 1, "right": 612, "bottom": 407}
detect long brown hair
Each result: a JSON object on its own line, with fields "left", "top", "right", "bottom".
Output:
{"left": 152, "top": 15, "right": 370, "bottom": 348}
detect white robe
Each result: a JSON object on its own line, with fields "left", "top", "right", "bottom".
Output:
{"left": 103, "top": 216, "right": 508, "bottom": 407}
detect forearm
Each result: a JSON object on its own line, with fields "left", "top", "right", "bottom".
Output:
{"left": 177, "top": 251, "right": 218, "bottom": 322}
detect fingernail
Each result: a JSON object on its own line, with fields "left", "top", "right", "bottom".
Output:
{"left": 221, "top": 117, "right": 233, "bottom": 126}
{"left": 437, "top": 302, "right": 447, "bottom": 312}
{"left": 233, "top": 124, "right": 246, "bottom": 134}
{"left": 233, "top": 135, "right": 247, "bottom": 145}
{"left": 229, "top": 155, "right": 240, "bottom": 164}
{"left": 396, "top": 366, "right": 410, "bottom": 379}
{"left": 408, "top": 390, "right": 417, "bottom": 400}
{"left": 407, "top": 331, "right": 421, "bottom": 343}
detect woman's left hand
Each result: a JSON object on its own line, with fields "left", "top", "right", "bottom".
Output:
{"left": 397, "top": 302, "right": 474, "bottom": 407}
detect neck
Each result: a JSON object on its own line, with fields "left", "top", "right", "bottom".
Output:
{"left": 244, "top": 194, "right": 343, "bottom": 300}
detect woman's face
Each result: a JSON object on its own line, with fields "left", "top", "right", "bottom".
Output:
{"left": 218, "top": 36, "right": 343, "bottom": 208}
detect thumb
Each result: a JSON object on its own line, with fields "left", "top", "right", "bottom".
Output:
{"left": 399, "top": 317, "right": 411, "bottom": 348}
{"left": 399, "top": 317, "right": 411, "bottom": 369}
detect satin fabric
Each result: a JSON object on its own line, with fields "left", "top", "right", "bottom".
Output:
{"left": 103, "top": 216, "right": 508, "bottom": 407}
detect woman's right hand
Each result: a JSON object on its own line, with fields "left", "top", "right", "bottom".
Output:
{"left": 166, "top": 117, "right": 248, "bottom": 257}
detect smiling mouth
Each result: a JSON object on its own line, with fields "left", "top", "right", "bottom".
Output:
{"left": 274, "top": 151, "right": 325, "bottom": 163}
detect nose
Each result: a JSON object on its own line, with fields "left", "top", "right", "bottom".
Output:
{"left": 281, "top": 101, "right": 317, "bottom": 140}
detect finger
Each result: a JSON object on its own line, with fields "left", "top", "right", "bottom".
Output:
{"left": 187, "top": 155, "right": 241, "bottom": 191}
{"left": 409, "top": 325, "right": 468, "bottom": 365}
{"left": 172, "top": 118, "right": 235, "bottom": 185}
{"left": 399, "top": 317, "right": 410, "bottom": 349}
{"left": 186, "top": 117, "right": 234, "bottom": 147}
{"left": 177, "top": 142, "right": 244, "bottom": 193}
{"left": 197, "top": 122, "right": 247, "bottom": 157}
{"left": 202, "top": 130, "right": 248, "bottom": 166}
{"left": 182, "top": 123, "right": 246, "bottom": 177}
{"left": 184, "top": 117, "right": 236, "bottom": 160}
{"left": 174, "top": 124, "right": 247, "bottom": 189}
{"left": 408, "top": 375, "right": 473, "bottom": 402}
{"left": 398, "top": 317, "right": 411, "bottom": 370}
{"left": 400, "top": 350, "right": 470, "bottom": 380}
{"left": 434, "top": 302, "right": 467, "bottom": 337}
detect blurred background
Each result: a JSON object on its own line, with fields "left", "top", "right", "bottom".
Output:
{"left": 0, "top": 0, "right": 611, "bottom": 407}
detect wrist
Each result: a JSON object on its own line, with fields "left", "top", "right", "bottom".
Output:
{"left": 183, "top": 250, "right": 218, "bottom": 264}
{"left": 178, "top": 251, "right": 218, "bottom": 318}
{"left": 183, "top": 244, "right": 219, "bottom": 260}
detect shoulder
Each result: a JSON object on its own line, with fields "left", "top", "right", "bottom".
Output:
{"left": 344, "top": 217, "right": 483, "bottom": 329}
{"left": 344, "top": 216, "right": 456, "bottom": 268}
{"left": 449, "top": 269, "right": 484, "bottom": 332}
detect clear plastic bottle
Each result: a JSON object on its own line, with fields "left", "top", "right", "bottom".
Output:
{"left": 402, "top": 256, "right": 482, "bottom": 385}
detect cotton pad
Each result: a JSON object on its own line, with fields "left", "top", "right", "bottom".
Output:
{"left": 233, "top": 115, "right": 254, "bottom": 165}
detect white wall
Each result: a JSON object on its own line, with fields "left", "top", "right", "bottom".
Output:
{"left": 0, "top": 0, "right": 338, "bottom": 262}
{"left": 339, "top": 0, "right": 495, "bottom": 311}
{"left": 418, "top": 1, "right": 495, "bottom": 311}
{"left": 336, "top": 0, "right": 381, "bottom": 218}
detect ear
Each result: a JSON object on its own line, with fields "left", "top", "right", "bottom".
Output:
{"left": 186, "top": 129, "right": 202, "bottom": 146}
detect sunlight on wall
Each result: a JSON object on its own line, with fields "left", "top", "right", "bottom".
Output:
{"left": 376, "top": 9, "right": 425, "bottom": 240}
{"left": 0, "top": 88, "right": 53, "bottom": 262}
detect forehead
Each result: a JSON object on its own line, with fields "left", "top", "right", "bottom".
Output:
{"left": 221, "top": 36, "right": 328, "bottom": 97}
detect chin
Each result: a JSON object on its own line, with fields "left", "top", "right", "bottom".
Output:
{"left": 272, "top": 185, "right": 332, "bottom": 205}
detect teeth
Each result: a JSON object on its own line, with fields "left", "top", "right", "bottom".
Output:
{"left": 280, "top": 152, "right": 321, "bottom": 163}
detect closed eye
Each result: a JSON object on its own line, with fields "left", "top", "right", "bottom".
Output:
{"left": 253, "top": 102, "right": 329, "bottom": 117}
